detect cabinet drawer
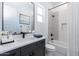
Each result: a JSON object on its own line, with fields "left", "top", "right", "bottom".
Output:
{"left": 20, "top": 43, "right": 35, "bottom": 56}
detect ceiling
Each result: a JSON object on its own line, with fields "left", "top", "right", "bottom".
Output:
{"left": 4, "top": 2, "right": 63, "bottom": 10}
{"left": 39, "top": 2, "right": 63, "bottom": 9}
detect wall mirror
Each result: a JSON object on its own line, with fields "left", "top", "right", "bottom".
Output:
{"left": 3, "top": 2, "right": 34, "bottom": 34}
{"left": 0, "top": 2, "right": 2, "bottom": 31}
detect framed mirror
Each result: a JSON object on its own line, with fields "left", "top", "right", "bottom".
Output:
{"left": 3, "top": 2, "right": 34, "bottom": 34}
{"left": 0, "top": 2, "right": 2, "bottom": 31}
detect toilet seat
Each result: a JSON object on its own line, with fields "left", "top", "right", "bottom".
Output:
{"left": 46, "top": 44, "right": 55, "bottom": 50}
{"left": 45, "top": 44, "right": 56, "bottom": 56}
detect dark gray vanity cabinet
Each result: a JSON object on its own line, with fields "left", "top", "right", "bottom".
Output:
{"left": 0, "top": 39, "right": 45, "bottom": 56}
{"left": 33, "top": 39, "right": 45, "bottom": 56}
{"left": 33, "top": 44, "right": 45, "bottom": 56}
{"left": 20, "top": 43, "right": 36, "bottom": 56}
{"left": 21, "top": 39, "right": 45, "bottom": 56}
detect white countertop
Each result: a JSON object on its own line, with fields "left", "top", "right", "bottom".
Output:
{"left": 0, "top": 34, "right": 45, "bottom": 54}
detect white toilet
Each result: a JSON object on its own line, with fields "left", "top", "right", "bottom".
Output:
{"left": 45, "top": 44, "right": 56, "bottom": 56}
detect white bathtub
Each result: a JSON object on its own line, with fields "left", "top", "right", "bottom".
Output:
{"left": 48, "top": 40, "right": 68, "bottom": 56}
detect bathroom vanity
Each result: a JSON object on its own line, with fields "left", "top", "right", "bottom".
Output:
{"left": 0, "top": 34, "right": 45, "bottom": 56}
{"left": 0, "top": 2, "right": 45, "bottom": 56}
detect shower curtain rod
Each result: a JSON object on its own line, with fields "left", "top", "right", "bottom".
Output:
{"left": 48, "top": 2, "right": 69, "bottom": 11}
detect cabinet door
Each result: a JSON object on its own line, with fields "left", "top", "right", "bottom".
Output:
{"left": 0, "top": 48, "right": 20, "bottom": 56}
{"left": 33, "top": 40, "right": 45, "bottom": 56}
{"left": 20, "top": 43, "right": 35, "bottom": 56}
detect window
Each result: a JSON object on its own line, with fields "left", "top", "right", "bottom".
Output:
{"left": 37, "top": 15, "right": 42, "bottom": 22}
{"left": 37, "top": 4, "right": 44, "bottom": 23}
{"left": 37, "top": 6, "right": 43, "bottom": 15}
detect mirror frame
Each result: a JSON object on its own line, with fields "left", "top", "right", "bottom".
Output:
{"left": 1, "top": 2, "right": 35, "bottom": 33}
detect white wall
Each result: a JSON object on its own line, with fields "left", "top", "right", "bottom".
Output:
{"left": 34, "top": 3, "right": 48, "bottom": 41}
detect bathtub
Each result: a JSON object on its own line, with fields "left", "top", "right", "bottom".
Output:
{"left": 48, "top": 40, "right": 68, "bottom": 56}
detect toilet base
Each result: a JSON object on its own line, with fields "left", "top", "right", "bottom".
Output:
{"left": 45, "top": 48, "right": 55, "bottom": 56}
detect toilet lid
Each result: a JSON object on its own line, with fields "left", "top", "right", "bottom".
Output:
{"left": 46, "top": 44, "right": 55, "bottom": 49}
